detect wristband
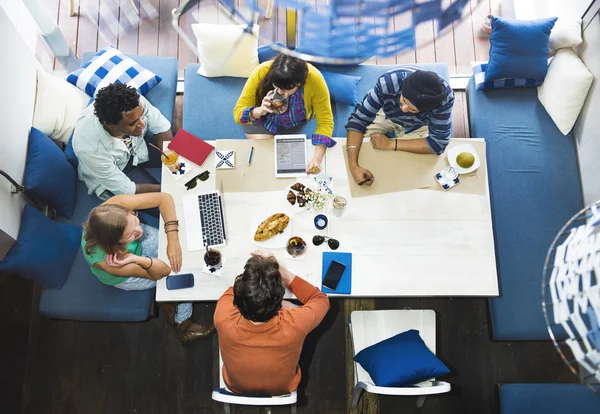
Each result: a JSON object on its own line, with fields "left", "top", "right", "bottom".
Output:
{"left": 394, "top": 140, "right": 398, "bottom": 151}
{"left": 164, "top": 220, "right": 179, "bottom": 226}
{"left": 346, "top": 146, "right": 359, "bottom": 150}
{"left": 165, "top": 229, "right": 179, "bottom": 234}
{"left": 140, "top": 256, "right": 153, "bottom": 270}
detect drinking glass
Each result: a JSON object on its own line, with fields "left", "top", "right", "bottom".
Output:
{"left": 161, "top": 150, "right": 181, "bottom": 173}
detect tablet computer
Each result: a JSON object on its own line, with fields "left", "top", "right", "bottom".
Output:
{"left": 274, "top": 134, "right": 308, "bottom": 178}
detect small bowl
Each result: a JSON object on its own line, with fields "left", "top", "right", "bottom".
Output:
{"left": 314, "top": 214, "right": 328, "bottom": 230}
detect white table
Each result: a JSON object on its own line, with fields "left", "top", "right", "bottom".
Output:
{"left": 156, "top": 138, "right": 498, "bottom": 302}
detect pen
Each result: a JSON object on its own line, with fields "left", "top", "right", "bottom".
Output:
{"left": 358, "top": 178, "right": 372, "bottom": 186}
{"left": 248, "top": 146, "right": 254, "bottom": 166}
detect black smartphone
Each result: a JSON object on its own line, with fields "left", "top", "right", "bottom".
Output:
{"left": 166, "top": 273, "right": 195, "bottom": 290}
{"left": 322, "top": 260, "right": 346, "bottom": 291}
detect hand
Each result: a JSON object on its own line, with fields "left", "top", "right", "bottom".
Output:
{"left": 350, "top": 165, "right": 374, "bottom": 186}
{"left": 370, "top": 133, "right": 395, "bottom": 151}
{"left": 105, "top": 253, "right": 139, "bottom": 268}
{"left": 306, "top": 159, "right": 321, "bottom": 174}
{"left": 167, "top": 240, "right": 182, "bottom": 273}
{"left": 254, "top": 91, "right": 275, "bottom": 118}
{"left": 251, "top": 248, "right": 275, "bottom": 260}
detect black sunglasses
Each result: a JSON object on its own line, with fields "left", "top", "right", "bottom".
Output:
{"left": 185, "top": 170, "right": 210, "bottom": 190}
{"left": 312, "top": 235, "right": 340, "bottom": 250}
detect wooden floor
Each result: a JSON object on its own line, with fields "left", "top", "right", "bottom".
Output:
{"left": 1, "top": 1, "right": 577, "bottom": 413}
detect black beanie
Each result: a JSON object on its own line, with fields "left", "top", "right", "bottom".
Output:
{"left": 401, "top": 70, "right": 447, "bottom": 112}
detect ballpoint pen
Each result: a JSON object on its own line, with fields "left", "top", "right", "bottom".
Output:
{"left": 248, "top": 146, "right": 254, "bottom": 165}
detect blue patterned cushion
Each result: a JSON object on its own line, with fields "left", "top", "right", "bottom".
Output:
{"left": 66, "top": 46, "right": 162, "bottom": 96}
{"left": 472, "top": 63, "right": 542, "bottom": 91}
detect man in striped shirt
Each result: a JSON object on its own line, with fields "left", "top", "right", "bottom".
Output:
{"left": 345, "top": 68, "right": 454, "bottom": 185}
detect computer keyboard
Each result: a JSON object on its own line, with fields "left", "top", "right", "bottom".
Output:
{"left": 197, "top": 192, "right": 226, "bottom": 247}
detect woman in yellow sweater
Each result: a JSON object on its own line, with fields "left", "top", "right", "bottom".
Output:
{"left": 234, "top": 54, "right": 335, "bottom": 174}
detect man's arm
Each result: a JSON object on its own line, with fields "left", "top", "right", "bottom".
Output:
{"left": 425, "top": 87, "right": 455, "bottom": 155}
{"left": 395, "top": 138, "right": 435, "bottom": 154}
{"left": 280, "top": 267, "right": 330, "bottom": 334}
{"left": 140, "top": 95, "right": 172, "bottom": 149}
{"left": 135, "top": 183, "right": 161, "bottom": 194}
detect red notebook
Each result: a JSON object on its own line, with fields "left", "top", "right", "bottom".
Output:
{"left": 167, "top": 129, "right": 214, "bottom": 167}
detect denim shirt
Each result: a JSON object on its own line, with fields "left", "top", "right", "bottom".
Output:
{"left": 73, "top": 95, "right": 171, "bottom": 197}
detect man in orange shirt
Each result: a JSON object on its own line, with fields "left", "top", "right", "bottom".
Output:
{"left": 214, "top": 248, "right": 330, "bottom": 395}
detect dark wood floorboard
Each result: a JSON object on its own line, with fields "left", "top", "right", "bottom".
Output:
{"left": 0, "top": 273, "right": 34, "bottom": 414}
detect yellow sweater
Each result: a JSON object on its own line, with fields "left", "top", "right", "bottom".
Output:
{"left": 233, "top": 61, "right": 334, "bottom": 144}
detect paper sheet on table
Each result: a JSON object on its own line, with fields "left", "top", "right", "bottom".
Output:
{"left": 215, "top": 140, "right": 296, "bottom": 192}
{"left": 342, "top": 139, "right": 487, "bottom": 197}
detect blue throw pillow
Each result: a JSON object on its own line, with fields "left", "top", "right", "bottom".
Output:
{"left": 319, "top": 70, "right": 362, "bottom": 106}
{"left": 258, "top": 42, "right": 284, "bottom": 63}
{"left": 25, "top": 128, "right": 77, "bottom": 219}
{"left": 472, "top": 63, "right": 542, "bottom": 91}
{"left": 485, "top": 16, "right": 557, "bottom": 82}
{"left": 0, "top": 204, "right": 82, "bottom": 289}
{"left": 64, "top": 136, "right": 78, "bottom": 169}
{"left": 354, "top": 329, "right": 450, "bottom": 387}
{"left": 66, "top": 46, "right": 162, "bottom": 96}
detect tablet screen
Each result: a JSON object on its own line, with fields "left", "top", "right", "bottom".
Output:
{"left": 275, "top": 135, "right": 307, "bottom": 176}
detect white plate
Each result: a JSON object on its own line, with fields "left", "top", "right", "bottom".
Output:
{"left": 251, "top": 213, "right": 293, "bottom": 248}
{"left": 284, "top": 181, "right": 313, "bottom": 212}
{"left": 447, "top": 143, "right": 481, "bottom": 174}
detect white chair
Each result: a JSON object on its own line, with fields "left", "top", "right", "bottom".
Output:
{"left": 211, "top": 349, "right": 297, "bottom": 414}
{"left": 349, "top": 309, "right": 451, "bottom": 410}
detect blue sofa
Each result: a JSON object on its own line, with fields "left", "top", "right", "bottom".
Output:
{"left": 500, "top": 384, "right": 600, "bottom": 413}
{"left": 38, "top": 54, "right": 178, "bottom": 322}
{"left": 467, "top": 77, "right": 583, "bottom": 340}
{"left": 182, "top": 63, "right": 450, "bottom": 140}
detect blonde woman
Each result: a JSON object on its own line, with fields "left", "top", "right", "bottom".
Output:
{"left": 82, "top": 193, "right": 214, "bottom": 345}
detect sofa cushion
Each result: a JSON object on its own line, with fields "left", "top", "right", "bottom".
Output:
{"left": 67, "top": 46, "right": 162, "bottom": 96}
{"left": 192, "top": 23, "right": 259, "bottom": 78}
{"left": 472, "top": 62, "right": 541, "bottom": 91}
{"left": 538, "top": 48, "right": 593, "bottom": 135}
{"left": 354, "top": 329, "right": 450, "bottom": 387}
{"left": 486, "top": 16, "right": 557, "bottom": 82}
{"left": 182, "top": 62, "right": 450, "bottom": 140}
{"left": 0, "top": 204, "right": 82, "bottom": 289}
{"left": 467, "top": 76, "right": 582, "bottom": 340}
{"left": 38, "top": 179, "right": 154, "bottom": 321}
{"left": 549, "top": 18, "right": 583, "bottom": 54}
{"left": 500, "top": 384, "right": 600, "bottom": 414}
{"left": 25, "top": 127, "right": 77, "bottom": 218}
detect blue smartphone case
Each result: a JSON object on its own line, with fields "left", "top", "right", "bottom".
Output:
{"left": 166, "top": 273, "right": 195, "bottom": 290}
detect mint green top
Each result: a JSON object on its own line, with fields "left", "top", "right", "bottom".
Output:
{"left": 81, "top": 235, "right": 142, "bottom": 286}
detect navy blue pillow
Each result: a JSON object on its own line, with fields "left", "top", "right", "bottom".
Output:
{"left": 258, "top": 42, "right": 284, "bottom": 63}
{"left": 485, "top": 16, "right": 557, "bottom": 82}
{"left": 354, "top": 329, "right": 450, "bottom": 387}
{"left": 0, "top": 204, "right": 82, "bottom": 289}
{"left": 64, "top": 136, "right": 79, "bottom": 169}
{"left": 25, "top": 128, "right": 77, "bottom": 218}
{"left": 319, "top": 70, "right": 361, "bottom": 106}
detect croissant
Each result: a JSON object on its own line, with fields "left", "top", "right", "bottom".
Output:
{"left": 304, "top": 188, "right": 314, "bottom": 198}
{"left": 287, "top": 190, "right": 296, "bottom": 205}
{"left": 291, "top": 182, "right": 306, "bottom": 192}
{"left": 297, "top": 195, "right": 307, "bottom": 207}
{"left": 254, "top": 213, "right": 290, "bottom": 241}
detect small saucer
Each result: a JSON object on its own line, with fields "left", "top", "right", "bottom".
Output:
{"left": 447, "top": 144, "right": 481, "bottom": 174}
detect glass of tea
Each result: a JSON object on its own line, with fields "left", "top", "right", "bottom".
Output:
{"left": 204, "top": 248, "right": 222, "bottom": 272}
{"left": 161, "top": 149, "right": 181, "bottom": 173}
{"left": 287, "top": 236, "right": 307, "bottom": 258}
{"left": 270, "top": 90, "right": 289, "bottom": 114}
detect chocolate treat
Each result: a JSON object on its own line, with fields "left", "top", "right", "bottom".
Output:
{"left": 297, "top": 195, "right": 307, "bottom": 207}
{"left": 304, "top": 188, "right": 314, "bottom": 198}
{"left": 287, "top": 190, "right": 296, "bottom": 205}
{"left": 291, "top": 182, "right": 306, "bottom": 192}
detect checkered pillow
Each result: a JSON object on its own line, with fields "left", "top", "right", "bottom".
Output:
{"left": 472, "top": 63, "right": 541, "bottom": 91}
{"left": 66, "top": 47, "right": 162, "bottom": 97}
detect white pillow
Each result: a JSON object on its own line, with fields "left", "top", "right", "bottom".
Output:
{"left": 33, "top": 69, "right": 90, "bottom": 144}
{"left": 192, "top": 23, "right": 259, "bottom": 78}
{"left": 538, "top": 49, "right": 593, "bottom": 135}
{"left": 549, "top": 18, "right": 582, "bottom": 55}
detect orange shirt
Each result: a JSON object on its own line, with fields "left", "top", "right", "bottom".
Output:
{"left": 214, "top": 276, "right": 330, "bottom": 395}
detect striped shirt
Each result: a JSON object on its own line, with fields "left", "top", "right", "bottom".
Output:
{"left": 240, "top": 88, "right": 334, "bottom": 147}
{"left": 346, "top": 68, "right": 454, "bottom": 154}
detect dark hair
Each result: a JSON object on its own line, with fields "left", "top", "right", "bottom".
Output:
{"left": 256, "top": 54, "right": 309, "bottom": 104}
{"left": 83, "top": 204, "right": 132, "bottom": 256}
{"left": 94, "top": 83, "right": 140, "bottom": 125}
{"left": 233, "top": 256, "right": 285, "bottom": 322}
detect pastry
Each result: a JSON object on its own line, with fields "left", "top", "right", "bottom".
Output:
{"left": 304, "top": 188, "right": 314, "bottom": 198}
{"left": 254, "top": 213, "right": 290, "bottom": 241}
{"left": 287, "top": 190, "right": 296, "bottom": 205}
{"left": 291, "top": 182, "right": 306, "bottom": 192}
{"left": 297, "top": 195, "right": 307, "bottom": 207}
